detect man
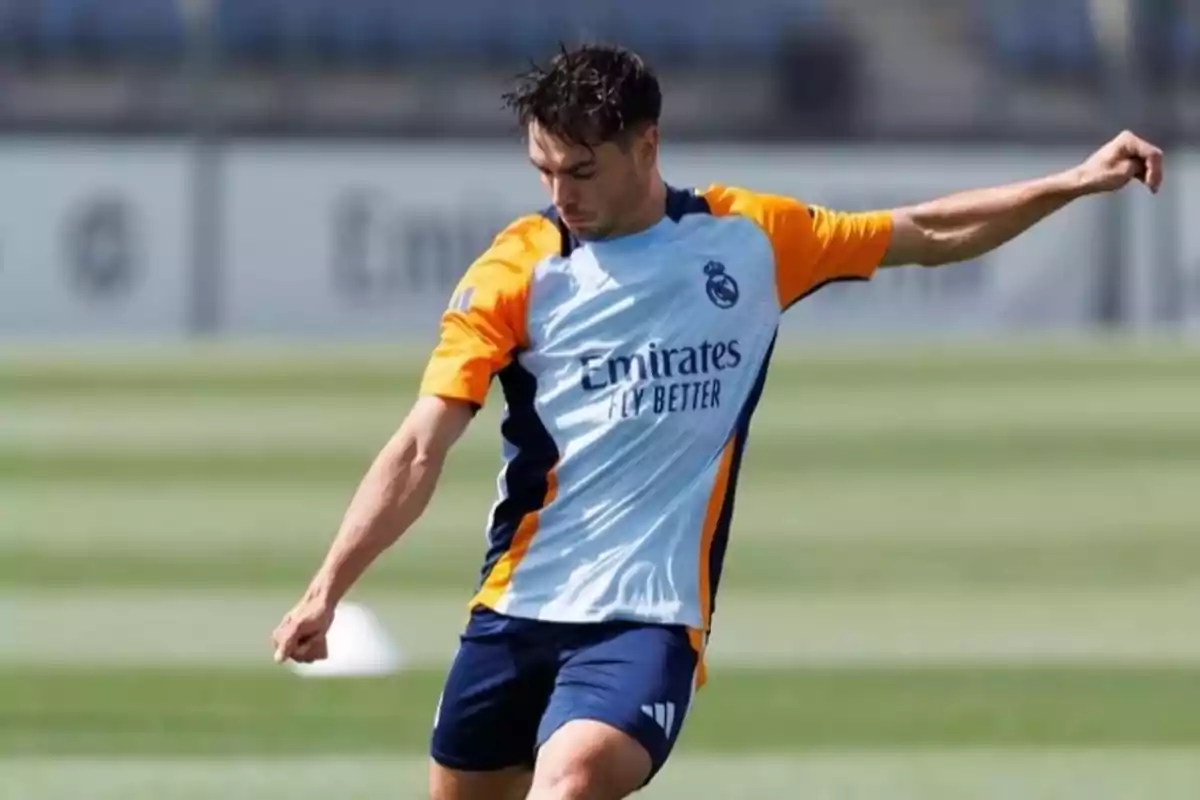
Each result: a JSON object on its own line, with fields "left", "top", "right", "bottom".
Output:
{"left": 271, "top": 43, "right": 1163, "bottom": 800}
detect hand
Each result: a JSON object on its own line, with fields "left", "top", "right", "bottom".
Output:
{"left": 1074, "top": 130, "right": 1164, "bottom": 196}
{"left": 271, "top": 593, "right": 335, "bottom": 664}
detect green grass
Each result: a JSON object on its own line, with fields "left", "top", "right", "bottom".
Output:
{"left": 10, "top": 751, "right": 1200, "bottom": 800}
{"left": 6, "top": 666, "right": 1200, "bottom": 756}
{"left": 6, "top": 526, "right": 1200, "bottom": 590}
{"left": 4, "top": 341, "right": 1200, "bottom": 795}
{"left": 5, "top": 425, "right": 1200, "bottom": 482}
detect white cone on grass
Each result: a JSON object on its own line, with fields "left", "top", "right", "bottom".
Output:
{"left": 287, "top": 602, "right": 405, "bottom": 678}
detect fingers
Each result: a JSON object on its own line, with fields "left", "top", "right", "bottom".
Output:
{"left": 276, "top": 628, "right": 328, "bottom": 664}
{"left": 1116, "top": 130, "right": 1164, "bottom": 193}
{"left": 1141, "top": 147, "right": 1164, "bottom": 193}
{"left": 271, "top": 611, "right": 307, "bottom": 663}
{"left": 272, "top": 606, "right": 332, "bottom": 664}
{"left": 292, "top": 635, "right": 329, "bottom": 663}
{"left": 272, "top": 617, "right": 298, "bottom": 664}
{"left": 273, "top": 627, "right": 325, "bottom": 664}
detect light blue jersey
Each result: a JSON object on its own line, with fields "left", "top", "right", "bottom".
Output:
{"left": 421, "top": 183, "right": 892, "bottom": 679}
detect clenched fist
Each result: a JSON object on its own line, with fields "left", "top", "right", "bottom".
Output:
{"left": 271, "top": 594, "right": 335, "bottom": 664}
{"left": 1075, "top": 130, "right": 1164, "bottom": 195}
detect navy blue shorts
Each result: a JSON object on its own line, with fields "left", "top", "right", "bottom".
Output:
{"left": 430, "top": 606, "right": 698, "bottom": 785}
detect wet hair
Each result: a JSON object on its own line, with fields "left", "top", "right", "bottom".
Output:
{"left": 502, "top": 43, "right": 662, "bottom": 147}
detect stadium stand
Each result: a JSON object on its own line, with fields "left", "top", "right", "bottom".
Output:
{"left": 1132, "top": 0, "right": 1200, "bottom": 83}
{"left": 208, "top": 0, "right": 826, "bottom": 69}
{"left": 971, "top": 0, "right": 1101, "bottom": 83}
{"left": 3, "top": 0, "right": 183, "bottom": 63}
{"left": 0, "top": 0, "right": 1196, "bottom": 139}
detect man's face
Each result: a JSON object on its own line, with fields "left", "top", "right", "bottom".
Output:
{"left": 528, "top": 121, "right": 657, "bottom": 240}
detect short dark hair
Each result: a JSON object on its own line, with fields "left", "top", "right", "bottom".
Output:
{"left": 502, "top": 43, "right": 662, "bottom": 147}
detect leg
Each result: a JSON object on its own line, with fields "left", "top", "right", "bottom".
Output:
{"left": 429, "top": 609, "right": 556, "bottom": 799}
{"left": 429, "top": 762, "right": 532, "bottom": 800}
{"left": 528, "top": 622, "right": 699, "bottom": 799}
{"left": 526, "top": 720, "right": 651, "bottom": 800}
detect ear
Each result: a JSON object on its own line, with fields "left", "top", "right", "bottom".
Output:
{"left": 638, "top": 124, "right": 660, "bottom": 167}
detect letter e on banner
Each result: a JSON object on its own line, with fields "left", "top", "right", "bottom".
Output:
{"left": 63, "top": 194, "right": 140, "bottom": 303}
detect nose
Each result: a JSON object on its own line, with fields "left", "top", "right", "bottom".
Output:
{"left": 550, "top": 175, "right": 579, "bottom": 210}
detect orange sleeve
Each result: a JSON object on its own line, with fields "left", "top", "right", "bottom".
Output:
{"left": 701, "top": 184, "right": 894, "bottom": 309}
{"left": 418, "top": 214, "right": 560, "bottom": 407}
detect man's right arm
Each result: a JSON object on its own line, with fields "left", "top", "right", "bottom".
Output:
{"left": 273, "top": 214, "right": 551, "bottom": 664}
{"left": 297, "top": 395, "right": 474, "bottom": 612}
{"left": 272, "top": 395, "right": 473, "bottom": 663}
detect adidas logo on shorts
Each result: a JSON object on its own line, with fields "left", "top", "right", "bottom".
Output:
{"left": 640, "top": 702, "right": 677, "bottom": 737}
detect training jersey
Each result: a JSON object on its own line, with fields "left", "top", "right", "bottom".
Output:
{"left": 419, "top": 183, "right": 892, "bottom": 677}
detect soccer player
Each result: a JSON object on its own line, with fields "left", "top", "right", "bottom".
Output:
{"left": 271, "top": 44, "right": 1163, "bottom": 800}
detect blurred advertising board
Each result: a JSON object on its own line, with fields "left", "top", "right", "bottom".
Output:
{"left": 221, "top": 143, "right": 1110, "bottom": 342}
{"left": 0, "top": 141, "right": 192, "bottom": 340}
{"left": 221, "top": 144, "right": 529, "bottom": 339}
{"left": 0, "top": 140, "right": 1125, "bottom": 341}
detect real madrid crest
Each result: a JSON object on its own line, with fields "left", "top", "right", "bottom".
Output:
{"left": 703, "top": 260, "right": 739, "bottom": 309}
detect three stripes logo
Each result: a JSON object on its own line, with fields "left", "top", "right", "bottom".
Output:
{"left": 448, "top": 286, "right": 474, "bottom": 313}
{"left": 640, "top": 701, "right": 677, "bottom": 737}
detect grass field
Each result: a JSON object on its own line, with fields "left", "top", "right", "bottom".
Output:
{"left": 4, "top": 340, "right": 1200, "bottom": 798}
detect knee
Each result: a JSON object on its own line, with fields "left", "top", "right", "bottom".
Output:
{"left": 529, "top": 765, "right": 610, "bottom": 800}
{"left": 529, "top": 720, "right": 651, "bottom": 800}
{"left": 531, "top": 754, "right": 645, "bottom": 800}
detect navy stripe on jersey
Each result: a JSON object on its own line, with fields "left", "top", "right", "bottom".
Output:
{"left": 665, "top": 185, "right": 711, "bottom": 220}
{"left": 539, "top": 206, "right": 578, "bottom": 258}
{"left": 477, "top": 358, "right": 559, "bottom": 589}
{"left": 705, "top": 333, "right": 776, "bottom": 625}
{"left": 783, "top": 275, "right": 870, "bottom": 312}
{"left": 539, "top": 184, "right": 711, "bottom": 259}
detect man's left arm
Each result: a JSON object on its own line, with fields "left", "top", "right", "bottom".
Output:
{"left": 881, "top": 130, "right": 1165, "bottom": 268}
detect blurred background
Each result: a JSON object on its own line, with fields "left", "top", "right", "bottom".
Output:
{"left": 3, "top": 1, "right": 1200, "bottom": 798}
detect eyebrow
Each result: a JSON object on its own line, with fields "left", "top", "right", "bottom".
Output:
{"left": 529, "top": 157, "right": 596, "bottom": 174}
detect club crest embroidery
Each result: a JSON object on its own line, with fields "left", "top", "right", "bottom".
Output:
{"left": 703, "top": 260, "right": 739, "bottom": 309}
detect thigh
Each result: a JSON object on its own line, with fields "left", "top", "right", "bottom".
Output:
{"left": 528, "top": 720, "right": 649, "bottom": 800}
{"left": 535, "top": 622, "right": 699, "bottom": 791}
{"left": 429, "top": 761, "right": 531, "bottom": 800}
{"left": 430, "top": 613, "right": 557, "bottom": 774}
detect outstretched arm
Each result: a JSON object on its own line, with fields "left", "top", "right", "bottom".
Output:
{"left": 881, "top": 130, "right": 1164, "bottom": 268}
{"left": 271, "top": 395, "right": 474, "bottom": 663}
{"left": 270, "top": 215, "right": 551, "bottom": 666}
